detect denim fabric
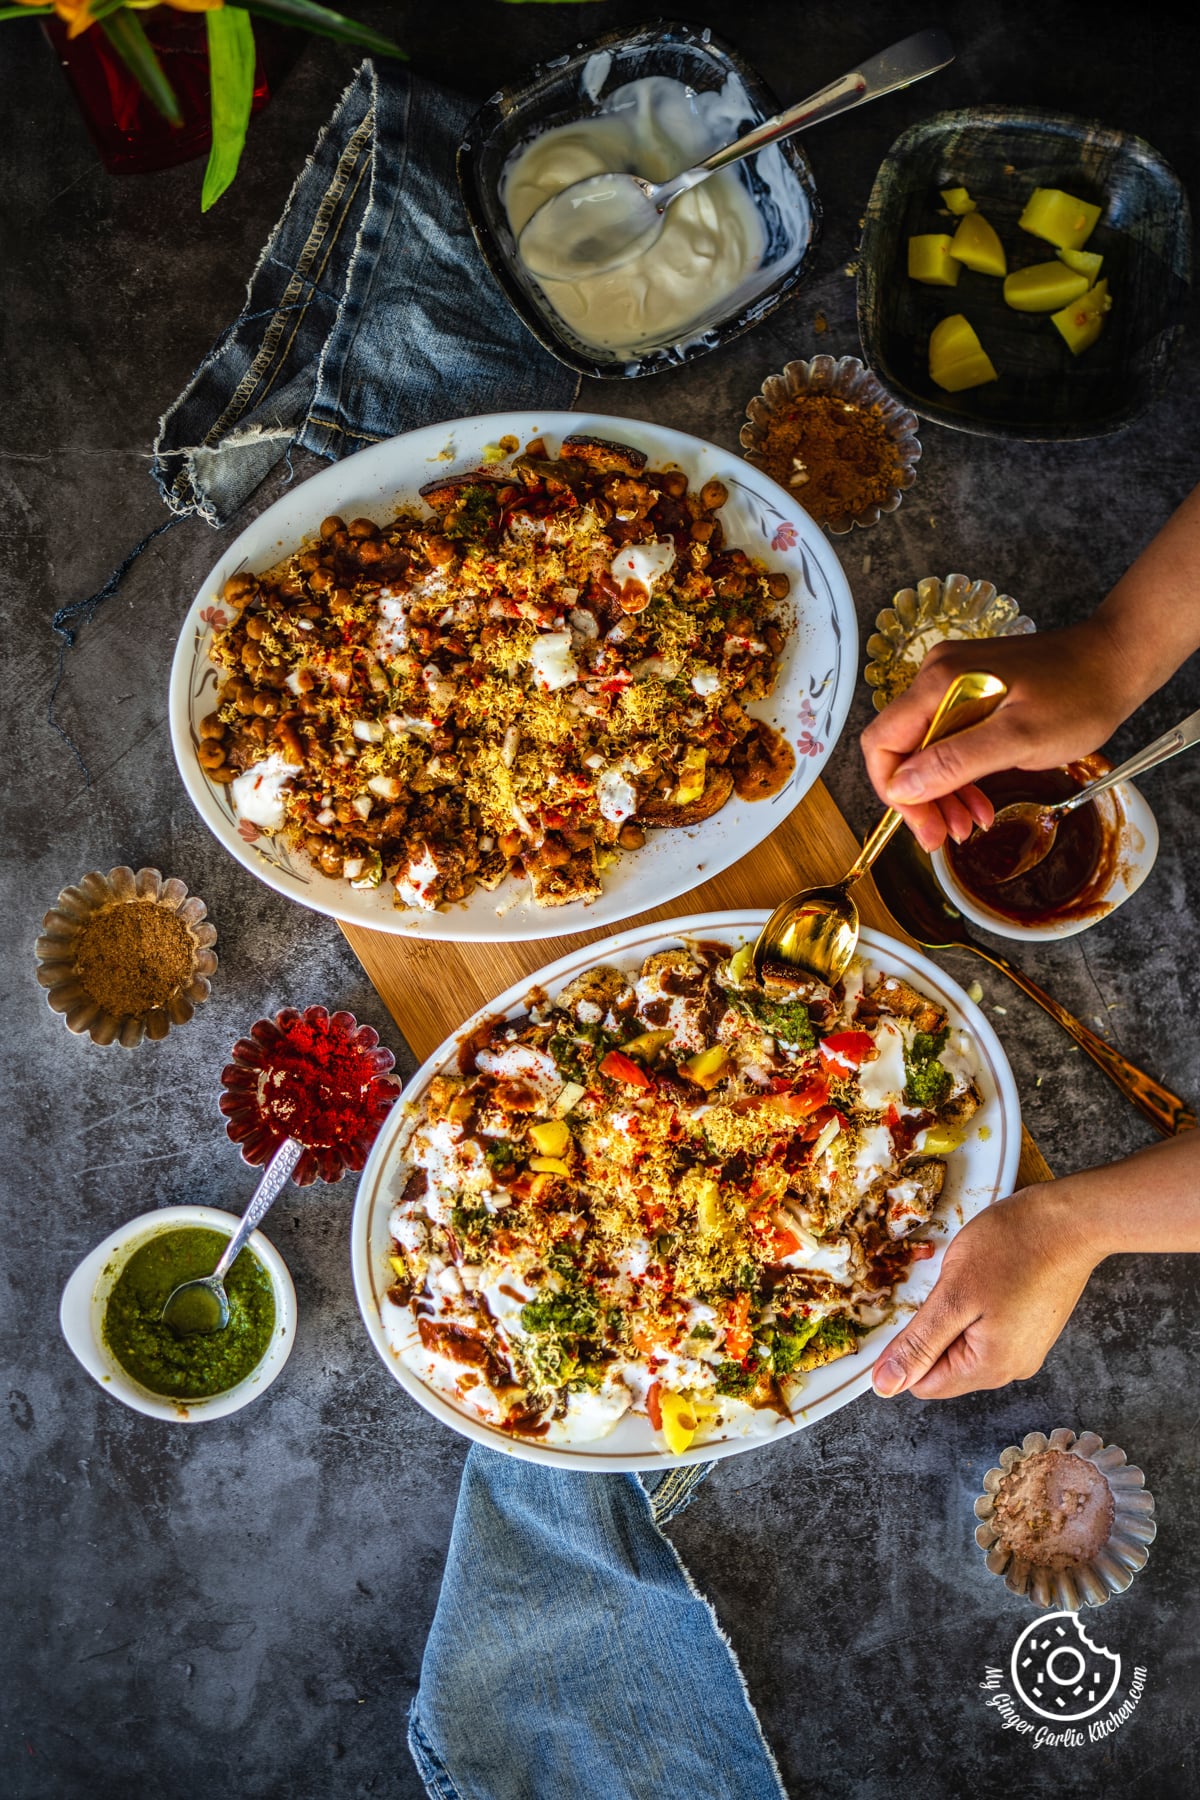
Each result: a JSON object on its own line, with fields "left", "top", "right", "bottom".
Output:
{"left": 408, "top": 1447, "right": 786, "bottom": 1800}
{"left": 152, "top": 62, "right": 578, "bottom": 527}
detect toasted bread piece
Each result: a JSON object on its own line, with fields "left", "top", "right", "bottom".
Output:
{"left": 795, "top": 1318, "right": 861, "bottom": 1372}
{"left": 865, "top": 974, "right": 947, "bottom": 1037}
{"left": 640, "top": 767, "right": 734, "bottom": 827}
{"left": 418, "top": 472, "right": 505, "bottom": 511}
{"left": 882, "top": 1158, "right": 946, "bottom": 1239}
{"left": 937, "top": 1078, "right": 982, "bottom": 1131}
{"left": 558, "top": 965, "right": 634, "bottom": 1020}
{"left": 512, "top": 454, "right": 582, "bottom": 495}
{"left": 560, "top": 434, "right": 648, "bottom": 476}
{"left": 526, "top": 850, "right": 602, "bottom": 908}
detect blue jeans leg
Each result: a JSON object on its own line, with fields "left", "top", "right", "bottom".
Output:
{"left": 409, "top": 1445, "right": 786, "bottom": 1800}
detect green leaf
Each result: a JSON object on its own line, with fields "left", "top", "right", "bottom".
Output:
{"left": 100, "top": 11, "right": 183, "bottom": 127}
{"left": 0, "top": 4, "right": 53, "bottom": 17}
{"left": 231, "top": 0, "right": 405, "bottom": 58}
{"left": 202, "top": 7, "right": 256, "bottom": 212}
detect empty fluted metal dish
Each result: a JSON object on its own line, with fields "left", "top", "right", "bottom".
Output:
{"left": 865, "top": 572, "right": 1036, "bottom": 711}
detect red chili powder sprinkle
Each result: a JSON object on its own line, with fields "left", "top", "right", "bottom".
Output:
{"left": 258, "top": 1014, "right": 390, "bottom": 1149}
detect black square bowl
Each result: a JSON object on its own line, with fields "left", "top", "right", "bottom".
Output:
{"left": 857, "top": 106, "right": 1193, "bottom": 440}
{"left": 456, "top": 19, "right": 821, "bottom": 381}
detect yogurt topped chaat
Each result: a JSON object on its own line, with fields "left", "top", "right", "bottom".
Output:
{"left": 200, "top": 434, "right": 795, "bottom": 913}
{"left": 384, "top": 938, "right": 982, "bottom": 1453}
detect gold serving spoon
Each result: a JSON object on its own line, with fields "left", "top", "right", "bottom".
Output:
{"left": 752, "top": 670, "right": 1008, "bottom": 988}
{"left": 987, "top": 702, "right": 1200, "bottom": 882}
{"left": 870, "top": 822, "right": 1196, "bottom": 1137}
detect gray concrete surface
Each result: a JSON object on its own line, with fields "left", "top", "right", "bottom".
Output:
{"left": 3, "top": 3, "right": 1198, "bottom": 1796}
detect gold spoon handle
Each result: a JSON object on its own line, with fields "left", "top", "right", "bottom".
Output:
{"left": 845, "top": 670, "right": 1009, "bottom": 884}
{"left": 966, "top": 941, "right": 1197, "bottom": 1139}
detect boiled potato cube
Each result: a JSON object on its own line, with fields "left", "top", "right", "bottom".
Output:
{"left": 948, "top": 211, "right": 1007, "bottom": 277}
{"left": 529, "top": 1118, "right": 570, "bottom": 1157}
{"left": 908, "top": 233, "right": 961, "bottom": 286}
{"left": 940, "top": 186, "right": 976, "bottom": 215}
{"left": 1019, "top": 186, "right": 1102, "bottom": 251}
{"left": 929, "top": 314, "right": 999, "bottom": 391}
{"left": 1004, "top": 262, "right": 1091, "bottom": 312}
{"left": 1058, "top": 247, "right": 1103, "bottom": 279}
{"left": 1050, "top": 278, "right": 1111, "bottom": 354}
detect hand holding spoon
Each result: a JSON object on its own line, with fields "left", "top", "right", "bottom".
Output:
{"left": 988, "top": 703, "right": 1200, "bottom": 881}
{"left": 752, "top": 671, "right": 1008, "bottom": 987}
{"left": 517, "top": 28, "right": 954, "bottom": 281}
{"left": 161, "top": 1136, "right": 302, "bottom": 1336}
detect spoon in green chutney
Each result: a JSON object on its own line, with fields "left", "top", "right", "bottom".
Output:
{"left": 161, "top": 1137, "right": 303, "bottom": 1336}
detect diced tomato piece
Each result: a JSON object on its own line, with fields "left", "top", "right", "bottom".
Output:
{"left": 724, "top": 1293, "right": 753, "bottom": 1360}
{"left": 645, "top": 1380, "right": 663, "bottom": 1430}
{"left": 819, "top": 1030, "right": 875, "bottom": 1066}
{"left": 599, "top": 1050, "right": 652, "bottom": 1089}
{"left": 908, "top": 1241, "right": 936, "bottom": 1261}
{"left": 772, "top": 1224, "right": 803, "bottom": 1260}
{"left": 643, "top": 1201, "right": 666, "bottom": 1231}
{"left": 773, "top": 1075, "right": 830, "bottom": 1117}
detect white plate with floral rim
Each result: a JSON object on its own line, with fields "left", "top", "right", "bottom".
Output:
{"left": 169, "top": 412, "right": 857, "bottom": 942}
{"left": 350, "top": 911, "right": 1022, "bottom": 1472}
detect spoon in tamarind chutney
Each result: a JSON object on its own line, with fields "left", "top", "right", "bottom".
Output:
{"left": 983, "top": 704, "right": 1200, "bottom": 883}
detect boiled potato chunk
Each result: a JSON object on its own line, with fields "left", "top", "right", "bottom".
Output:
{"left": 929, "top": 314, "right": 999, "bottom": 391}
{"left": 1003, "top": 261, "right": 1091, "bottom": 312}
{"left": 1019, "top": 186, "right": 1102, "bottom": 251}
{"left": 940, "top": 186, "right": 976, "bottom": 215}
{"left": 949, "top": 211, "right": 1007, "bottom": 276}
{"left": 1051, "top": 278, "right": 1111, "bottom": 354}
{"left": 908, "top": 233, "right": 961, "bottom": 286}
{"left": 1059, "top": 247, "right": 1103, "bottom": 279}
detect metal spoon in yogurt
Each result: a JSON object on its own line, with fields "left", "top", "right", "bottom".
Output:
{"left": 161, "top": 1137, "right": 302, "bottom": 1336}
{"left": 517, "top": 29, "right": 955, "bottom": 282}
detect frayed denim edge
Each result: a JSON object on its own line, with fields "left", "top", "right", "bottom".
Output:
{"left": 408, "top": 1696, "right": 469, "bottom": 1800}
{"left": 150, "top": 63, "right": 374, "bottom": 524}
{"left": 641, "top": 1461, "right": 714, "bottom": 1526}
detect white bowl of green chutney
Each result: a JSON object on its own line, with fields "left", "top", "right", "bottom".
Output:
{"left": 60, "top": 1204, "right": 297, "bottom": 1422}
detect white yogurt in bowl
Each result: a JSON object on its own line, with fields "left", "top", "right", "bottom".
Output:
{"left": 502, "top": 71, "right": 812, "bottom": 359}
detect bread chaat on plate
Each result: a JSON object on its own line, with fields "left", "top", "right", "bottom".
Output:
{"left": 197, "top": 435, "right": 796, "bottom": 913}
{"left": 383, "top": 935, "right": 981, "bottom": 1452}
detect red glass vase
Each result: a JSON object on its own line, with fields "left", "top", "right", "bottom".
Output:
{"left": 44, "top": 10, "right": 295, "bottom": 175}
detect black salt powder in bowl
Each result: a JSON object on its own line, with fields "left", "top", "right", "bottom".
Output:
{"left": 975, "top": 1429, "right": 1156, "bottom": 1610}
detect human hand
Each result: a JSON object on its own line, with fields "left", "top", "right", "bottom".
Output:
{"left": 870, "top": 1185, "right": 1100, "bottom": 1401}
{"left": 859, "top": 619, "right": 1129, "bottom": 851}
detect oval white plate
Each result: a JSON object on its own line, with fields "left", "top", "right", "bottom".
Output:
{"left": 351, "top": 911, "right": 1022, "bottom": 1471}
{"left": 60, "top": 1205, "right": 297, "bottom": 1423}
{"left": 169, "top": 412, "right": 857, "bottom": 942}
{"left": 932, "top": 779, "right": 1158, "bottom": 942}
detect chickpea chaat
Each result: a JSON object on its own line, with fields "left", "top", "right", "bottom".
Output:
{"left": 198, "top": 435, "right": 797, "bottom": 911}
{"left": 384, "top": 938, "right": 983, "bottom": 1452}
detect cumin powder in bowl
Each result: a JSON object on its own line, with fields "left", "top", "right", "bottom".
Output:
{"left": 35, "top": 866, "right": 218, "bottom": 1047}
{"left": 740, "top": 353, "right": 920, "bottom": 534}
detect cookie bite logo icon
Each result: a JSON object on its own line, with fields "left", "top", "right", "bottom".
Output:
{"left": 980, "top": 1612, "right": 1148, "bottom": 1748}
{"left": 1011, "top": 1613, "right": 1122, "bottom": 1721}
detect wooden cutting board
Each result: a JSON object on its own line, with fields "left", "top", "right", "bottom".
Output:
{"left": 342, "top": 777, "right": 1051, "bottom": 1187}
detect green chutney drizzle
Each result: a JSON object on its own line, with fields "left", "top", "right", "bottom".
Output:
{"left": 102, "top": 1227, "right": 276, "bottom": 1400}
